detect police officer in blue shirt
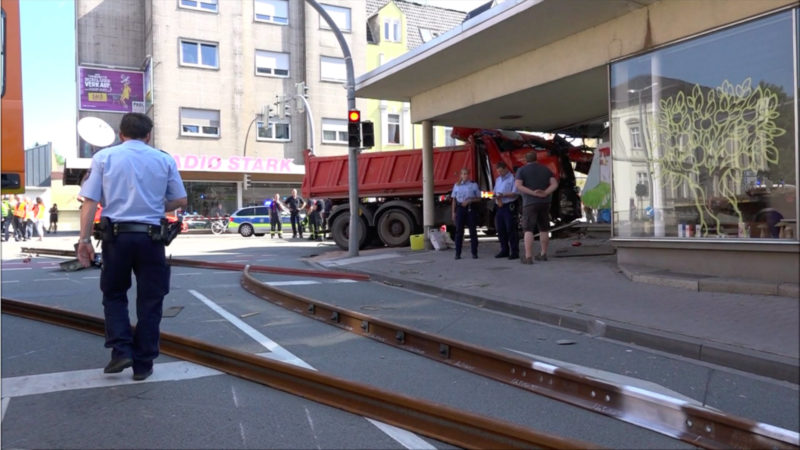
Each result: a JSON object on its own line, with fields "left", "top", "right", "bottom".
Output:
{"left": 493, "top": 161, "right": 520, "bottom": 260}
{"left": 77, "top": 113, "right": 187, "bottom": 381}
{"left": 451, "top": 168, "right": 481, "bottom": 259}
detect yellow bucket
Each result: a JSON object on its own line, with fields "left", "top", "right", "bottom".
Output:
{"left": 409, "top": 234, "right": 425, "bottom": 250}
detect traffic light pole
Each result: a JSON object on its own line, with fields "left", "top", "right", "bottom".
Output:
{"left": 305, "top": 0, "right": 359, "bottom": 257}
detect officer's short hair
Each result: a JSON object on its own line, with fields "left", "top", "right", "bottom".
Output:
{"left": 525, "top": 151, "right": 537, "bottom": 163}
{"left": 496, "top": 161, "right": 508, "bottom": 169}
{"left": 119, "top": 113, "right": 153, "bottom": 139}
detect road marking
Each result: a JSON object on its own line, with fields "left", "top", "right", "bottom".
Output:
{"left": 1, "top": 361, "right": 222, "bottom": 398}
{"left": 189, "top": 289, "right": 434, "bottom": 450}
{"left": 175, "top": 272, "right": 203, "bottom": 276}
{"left": 318, "top": 253, "right": 400, "bottom": 267}
{"left": 1, "top": 280, "right": 20, "bottom": 284}
{"left": 1, "top": 268, "right": 32, "bottom": 271}
{"left": 33, "top": 277, "right": 69, "bottom": 282}
{"left": 1, "top": 398, "right": 8, "bottom": 422}
{"left": 82, "top": 276, "right": 100, "bottom": 280}
{"left": 265, "top": 280, "right": 320, "bottom": 286}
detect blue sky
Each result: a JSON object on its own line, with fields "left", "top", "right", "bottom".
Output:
{"left": 20, "top": 0, "right": 75, "bottom": 157}
{"left": 18, "top": 0, "right": 481, "bottom": 158}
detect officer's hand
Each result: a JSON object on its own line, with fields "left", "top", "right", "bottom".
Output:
{"left": 77, "top": 241, "right": 95, "bottom": 268}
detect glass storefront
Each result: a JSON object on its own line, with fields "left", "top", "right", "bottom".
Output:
{"left": 184, "top": 181, "right": 237, "bottom": 217}
{"left": 242, "top": 182, "right": 301, "bottom": 208}
{"left": 610, "top": 9, "right": 798, "bottom": 240}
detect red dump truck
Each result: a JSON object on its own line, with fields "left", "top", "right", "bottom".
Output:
{"left": 302, "top": 128, "right": 591, "bottom": 250}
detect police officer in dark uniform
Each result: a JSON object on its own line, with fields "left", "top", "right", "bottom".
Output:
{"left": 284, "top": 188, "right": 305, "bottom": 238}
{"left": 77, "top": 113, "right": 187, "bottom": 381}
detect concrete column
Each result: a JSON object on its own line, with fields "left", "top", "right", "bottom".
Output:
{"left": 422, "top": 120, "right": 434, "bottom": 249}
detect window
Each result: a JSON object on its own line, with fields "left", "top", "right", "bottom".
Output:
{"left": 180, "top": 108, "right": 220, "bottom": 138}
{"left": 320, "top": 56, "right": 345, "bottom": 82}
{"left": 321, "top": 118, "right": 348, "bottom": 144}
{"left": 386, "top": 114, "right": 401, "bottom": 144}
{"left": 419, "top": 28, "right": 440, "bottom": 43}
{"left": 257, "top": 121, "right": 290, "bottom": 141}
{"left": 629, "top": 124, "right": 642, "bottom": 149}
{"left": 383, "top": 19, "right": 400, "bottom": 42}
{"left": 444, "top": 127, "right": 460, "bottom": 147}
{"left": 255, "top": 50, "right": 289, "bottom": 77}
{"left": 610, "top": 10, "right": 797, "bottom": 239}
{"left": 320, "top": 4, "right": 351, "bottom": 32}
{"left": 254, "top": 0, "right": 288, "bottom": 25}
{"left": 179, "top": 0, "right": 218, "bottom": 13}
{"left": 180, "top": 40, "right": 218, "bottom": 69}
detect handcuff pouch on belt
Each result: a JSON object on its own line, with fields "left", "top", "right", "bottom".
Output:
{"left": 94, "top": 217, "right": 182, "bottom": 246}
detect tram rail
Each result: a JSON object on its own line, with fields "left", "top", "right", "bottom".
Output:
{"left": 11, "top": 247, "right": 800, "bottom": 449}
{"left": 1, "top": 297, "right": 593, "bottom": 450}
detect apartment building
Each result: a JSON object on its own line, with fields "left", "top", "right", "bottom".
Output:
{"left": 74, "top": 0, "right": 365, "bottom": 216}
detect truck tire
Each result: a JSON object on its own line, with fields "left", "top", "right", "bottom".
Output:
{"left": 239, "top": 223, "right": 254, "bottom": 237}
{"left": 377, "top": 209, "right": 414, "bottom": 247}
{"left": 330, "top": 214, "right": 367, "bottom": 250}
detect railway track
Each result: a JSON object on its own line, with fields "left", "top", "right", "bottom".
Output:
{"left": 12, "top": 247, "right": 800, "bottom": 449}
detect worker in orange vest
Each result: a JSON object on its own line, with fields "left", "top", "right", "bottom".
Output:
{"left": 12, "top": 195, "right": 27, "bottom": 241}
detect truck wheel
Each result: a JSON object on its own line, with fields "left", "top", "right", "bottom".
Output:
{"left": 239, "top": 223, "right": 254, "bottom": 237}
{"left": 377, "top": 210, "right": 414, "bottom": 247}
{"left": 330, "top": 214, "right": 367, "bottom": 250}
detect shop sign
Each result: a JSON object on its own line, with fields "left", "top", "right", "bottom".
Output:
{"left": 173, "top": 154, "right": 305, "bottom": 175}
{"left": 78, "top": 66, "right": 145, "bottom": 113}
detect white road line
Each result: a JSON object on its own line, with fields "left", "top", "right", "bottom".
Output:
{"left": 265, "top": 280, "right": 320, "bottom": 286}
{"left": 33, "top": 277, "right": 69, "bottom": 282}
{"left": 1, "top": 397, "right": 9, "bottom": 422}
{"left": 189, "top": 289, "right": 433, "bottom": 450}
{"left": 1, "top": 280, "right": 20, "bottom": 284}
{"left": 175, "top": 272, "right": 203, "bottom": 276}
{"left": 1, "top": 268, "right": 32, "bottom": 271}
{"left": 1, "top": 361, "right": 221, "bottom": 398}
{"left": 334, "top": 279, "right": 357, "bottom": 283}
{"left": 82, "top": 276, "right": 100, "bottom": 279}
{"left": 318, "top": 253, "right": 400, "bottom": 267}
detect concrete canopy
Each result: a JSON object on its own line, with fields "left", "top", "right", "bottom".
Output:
{"left": 354, "top": 0, "right": 658, "bottom": 137}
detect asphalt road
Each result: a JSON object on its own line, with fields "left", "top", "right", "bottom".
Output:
{"left": 1, "top": 234, "right": 797, "bottom": 448}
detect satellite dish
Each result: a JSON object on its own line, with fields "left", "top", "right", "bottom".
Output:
{"left": 77, "top": 117, "right": 116, "bottom": 147}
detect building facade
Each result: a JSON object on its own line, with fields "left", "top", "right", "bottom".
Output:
{"left": 74, "top": 0, "right": 366, "bottom": 217}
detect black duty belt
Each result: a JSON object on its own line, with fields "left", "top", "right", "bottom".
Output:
{"left": 115, "top": 222, "right": 157, "bottom": 233}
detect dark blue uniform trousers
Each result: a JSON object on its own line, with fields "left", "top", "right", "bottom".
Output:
{"left": 101, "top": 233, "right": 170, "bottom": 374}
{"left": 454, "top": 205, "right": 478, "bottom": 257}
{"left": 495, "top": 204, "right": 519, "bottom": 257}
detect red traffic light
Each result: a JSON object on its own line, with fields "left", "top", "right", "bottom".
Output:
{"left": 348, "top": 110, "right": 361, "bottom": 123}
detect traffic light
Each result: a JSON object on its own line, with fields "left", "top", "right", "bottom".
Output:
{"left": 348, "top": 109, "right": 361, "bottom": 147}
{"left": 243, "top": 174, "right": 252, "bottom": 190}
{"left": 361, "top": 121, "right": 375, "bottom": 148}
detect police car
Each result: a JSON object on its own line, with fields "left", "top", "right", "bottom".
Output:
{"left": 227, "top": 204, "right": 303, "bottom": 237}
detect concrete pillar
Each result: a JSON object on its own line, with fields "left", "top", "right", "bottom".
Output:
{"left": 422, "top": 120, "right": 434, "bottom": 249}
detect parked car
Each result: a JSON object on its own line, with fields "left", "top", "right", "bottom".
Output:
{"left": 227, "top": 205, "right": 305, "bottom": 237}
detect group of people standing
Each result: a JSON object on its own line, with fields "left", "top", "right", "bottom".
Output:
{"left": 1, "top": 194, "right": 59, "bottom": 242}
{"left": 450, "top": 151, "right": 557, "bottom": 264}
{"left": 268, "top": 188, "right": 332, "bottom": 241}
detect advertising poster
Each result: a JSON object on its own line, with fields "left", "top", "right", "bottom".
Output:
{"left": 78, "top": 66, "right": 144, "bottom": 113}
{"left": 143, "top": 58, "right": 153, "bottom": 112}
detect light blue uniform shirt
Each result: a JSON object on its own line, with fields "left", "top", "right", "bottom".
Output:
{"left": 452, "top": 180, "right": 480, "bottom": 204}
{"left": 79, "top": 139, "right": 187, "bottom": 226}
{"left": 493, "top": 171, "right": 518, "bottom": 203}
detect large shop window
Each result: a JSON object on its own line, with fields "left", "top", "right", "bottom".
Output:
{"left": 610, "top": 10, "right": 797, "bottom": 241}
{"left": 184, "top": 182, "right": 237, "bottom": 217}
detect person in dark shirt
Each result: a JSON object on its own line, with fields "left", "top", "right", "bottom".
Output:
{"left": 515, "top": 151, "right": 558, "bottom": 264}
{"left": 284, "top": 189, "right": 306, "bottom": 238}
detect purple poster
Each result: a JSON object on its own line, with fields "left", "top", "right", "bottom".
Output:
{"left": 79, "top": 67, "right": 145, "bottom": 113}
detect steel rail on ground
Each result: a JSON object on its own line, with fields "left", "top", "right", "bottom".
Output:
{"left": 239, "top": 266, "right": 800, "bottom": 450}
{"left": 1, "top": 297, "right": 595, "bottom": 450}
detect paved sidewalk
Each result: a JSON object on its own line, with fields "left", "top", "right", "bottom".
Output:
{"left": 312, "top": 237, "right": 799, "bottom": 384}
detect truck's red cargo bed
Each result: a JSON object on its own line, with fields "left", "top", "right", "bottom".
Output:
{"left": 302, "top": 146, "right": 474, "bottom": 199}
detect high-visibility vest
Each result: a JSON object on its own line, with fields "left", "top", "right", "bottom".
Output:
{"left": 34, "top": 203, "right": 45, "bottom": 220}
{"left": 13, "top": 201, "right": 26, "bottom": 218}
{"left": 1, "top": 200, "right": 9, "bottom": 217}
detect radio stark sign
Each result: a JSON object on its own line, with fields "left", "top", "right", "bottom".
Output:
{"left": 173, "top": 154, "right": 305, "bottom": 175}
{"left": 79, "top": 67, "right": 145, "bottom": 113}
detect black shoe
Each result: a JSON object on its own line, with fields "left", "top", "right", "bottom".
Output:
{"left": 494, "top": 252, "right": 509, "bottom": 259}
{"left": 508, "top": 254, "right": 519, "bottom": 260}
{"left": 472, "top": 254, "right": 478, "bottom": 259}
{"left": 104, "top": 357, "right": 133, "bottom": 373}
{"left": 132, "top": 369, "right": 153, "bottom": 381}
{"left": 455, "top": 255, "right": 461, "bottom": 260}
{"left": 520, "top": 257, "right": 533, "bottom": 265}
{"left": 534, "top": 254, "right": 548, "bottom": 261}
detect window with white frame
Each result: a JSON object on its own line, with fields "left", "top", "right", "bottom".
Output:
{"left": 386, "top": 113, "right": 401, "bottom": 144}
{"left": 444, "top": 127, "right": 460, "bottom": 147}
{"left": 383, "top": 19, "right": 400, "bottom": 42}
{"left": 320, "top": 56, "right": 346, "bottom": 82}
{"left": 255, "top": 50, "right": 289, "bottom": 77}
{"left": 629, "top": 124, "right": 643, "bottom": 149}
{"left": 257, "top": 121, "right": 290, "bottom": 141}
{"left": 180, "top": 108, "right": 220, "bottom": 138}
{"left": 319, "top": 4, "right": 351, "bottom": 32}
{"left": 254, "top": 0, "right": 288, "bottom": 25}
{"left": 180, "top": 39, "right": 218, "bottom": 69}
{"left": 321, "top": 118, "right": 348, "bottom": 144}
{"left": 179, "top": 0, "right": 218, "bottom": 13}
